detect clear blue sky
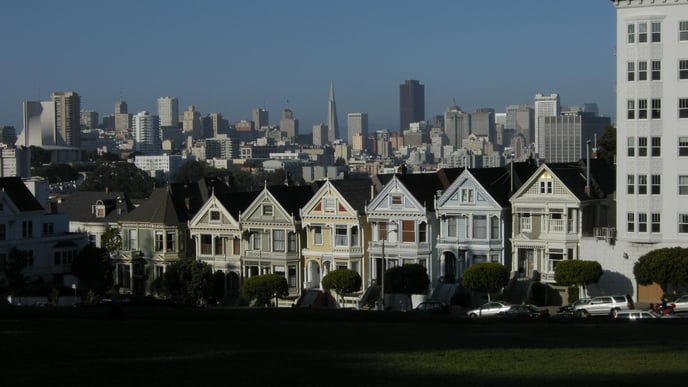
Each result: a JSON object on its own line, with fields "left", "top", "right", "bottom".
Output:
{"left": 0, "top": 0, "right": 617, "bottom": 132}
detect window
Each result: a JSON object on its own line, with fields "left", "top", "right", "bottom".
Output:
{"left": 201, "top": 235, "right": 212, "bottom": 255}
{"left": 638, "top": 61, "right": 648, "bottom": 81}
{"left": 129, "top": 229, "right": 137, "bottom": 250}
{"left": 638, "top": 22, "right": 647, "bottom": 43}
{"left": 491, "top": 217, "right": 499, "bottom": 240}
{"left": 651, "top": 213, "right": 661, "bottom": 233}
{"left": 262, "top": 204, "right": 273, "bottom": 216}
{"left": 460, "top": 188, "right": 474, "bottom": 203}
{"left": 166, "top": 231, "right": 176, "bottom": 252}
{"left": 679, "top": 176, "right": 688, "bottom": 195}
{"left": 402, "top": 220, "right": 415, "bottom": 242}
{"left": 680, "top": 99, "right": 688, "bottom": 118}
{"left": 209, "top": 210, "right": 221, "bottom": 223}
{"left": 253, "top": 232, "right": 262, "bottom": 250}
{"left": 651, "top": 137, "right": 661, "bottom": 157}
{"left": 473, "top": 216, "right": 487, "bottom": 239}
{"left": 447, "top": 217, "right": 457, "bottom": 237}
{"left": 539, "top": 179, "right": 553, "bottom": 194}
{"left": 313, "top": 226, "right": 322, "bottom": 245}
{"left": 627, "top": 137, "right": 635, "bottom": 157}
{"left": 680, "top": 137, "right": 688, "bottom": 156}
{"left": 214, "top": 237, "right": 223, "bottom": 255}
{"left": 627, "top": 62, "right": 635, "bottom": 81}
{"left": 681, "top": 21, "right": 688, "bottom": 41}
{"left": 628, "top": 23, "right": 635, "bottom": 43}
{"left": 335, "top": 226, "right": 348, "bottom": 247}
{"left": 155, "top": 231, "right": 163, "bottom": 251}
{"left": 638, "top": 99, "right": 648, "bottom": 119}
{"left": 651, "top": 99, "right": 661, "bottom": 119}
{"left": 117, "top": 264, "right": 131, "bottom": 289}
{"left": 680, "top": 60, "right": 688, "bottom": 79}
{"left": 627, "top": 212, "right": 635, "bottom": 232}
{"left": 323, "top": 197, "right": 336, "bottom": 212}
{"left": 419, "top": 222, "right": 427, "bottom": 243}
{"left": 378, "top": 222, "right": 387, "bottom": 241}
{"left": 272, "top": 230, "right": 285, "bottom": 252}
{"left": 651, "top": 21, "right": 661, "bottom": 42}
{"left": 288, "top": 232, "right": 297, "bottom": 252}
{"left": 627, "top": 100, "right": 635, "bottom": 119}
{"left": 288, "top": 265, "right": 297, "bottom": 287}
{"left": 651, "top": 175, "right": 661, "bottom": 195}
{"left": 350, "top": 226, "right": 359, "bottom": 247}
{"left": 638, "top": 175, "right": 648, "bottom": 195}
{"left": 627, "top": 175, "right": 635, "bottom": 194}
{"left": 233, "top": 237, "right": 241, "bottom": 255}
{"left": 43, "top": 222, "right": 54, "bottom": 235}
{"left": 391, "top": 195, "right": 402, "bottom": 206}
{"left": 680, "top": 214, "right": 688, "bottom": 233}
{"left": 652, "top": 61, "right": 661, "bottom": 80}
{"left": 638, "top": 213, "right": 648, "bottom": 232}
{"left": 638, "top": 137, "right": 648, "bottom": 157}
{"left": 22, "top": 221, "right": 32, "bottom": 239}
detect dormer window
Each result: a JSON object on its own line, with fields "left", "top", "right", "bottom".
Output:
{"left": 262, "top": 204, "right": 273, "bottom": 216}
{"left": 539, "top": 172, "right": 553, "bottom": 194}
{"left": 460, "top": 188, "right": 474, "bottom": 203}
{"left": 209, "top": 210, "right": 221, "bottom": 223}
{"left": 323, "top": 197, "right": 336, "bottom": 212}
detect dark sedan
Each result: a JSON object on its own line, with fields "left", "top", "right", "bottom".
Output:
{"left": 497, "top": 304, "right": 550, "bottom": 319}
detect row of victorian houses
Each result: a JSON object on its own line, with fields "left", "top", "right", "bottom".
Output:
{"left": 1, "top": 156, "right": 618, "bottom": 306}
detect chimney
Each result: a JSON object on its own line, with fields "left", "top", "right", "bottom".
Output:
{"left": 584, "top": 140, "right": 591, "bottom": 197}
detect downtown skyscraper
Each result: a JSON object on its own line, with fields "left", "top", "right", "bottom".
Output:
{"left": 50, "top": 91, "right": 80, "bottom": 147}
{"left": 327, "top": 83, "right": 339, "bottom": 143}
{"left": 157, "top": 96, "right": 179, "bottom": 128}
{"left": 399, "top": 80, "right": 425, "bottom": 132}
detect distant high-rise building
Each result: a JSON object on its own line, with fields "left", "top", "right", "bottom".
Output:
{"left": 114, "top": 99, "right": 130, "bottom": 135}
{"left": 534, "top": 93, "right": 561, "bottom": 156}
{"left": 279, "top": 108, "right": 299, "bottom": 140}
{"left": 312, "top": 123, "right": 328, "bottom": 147}
{"left": 539, "top": 111, "right": 610, "bottom": 163}
{"left": 51, "top": 91, "right": 80, "bottom": 147}
{"left": 80, "top": 109, "right": 99, "bottom": 129}
{"left": 506, "top": 104, "right": 534, "bottom": 146}
{"left": 0, "top": 126, "right": 17, "bottom": 146}
{"left": 327, "top": 83, "right": 340, "bottom": 143}
{"left": 183, "top": 105, "right": 203, "bottom": 139}
{"left": 132, "top": 111, "right": 160, "bottom": 154}
{"left": 399, "top": 80, "right": 425, "bottom": 131}
{"left": 444, "top": 103, "right": 470, "bottom": 148}
{"left": 157, "top": 96, "right": 179, "bottom": 128}
{"left": 347, "top": 112, "right": 368, "bottom": 151}
{"left": 114, "top": 99, "right": 128, "bottom": 114}
{"left": 204, "top": 113, "right": 227, "bottom": 138}
{"left": 471, "top": 108, "right": 496, "bottom": 142}
{"left": 252, "top": 108, "right": 269, "bottom": 129}
{"left": 206, "top": 134, "right": 238, "bottom": 159}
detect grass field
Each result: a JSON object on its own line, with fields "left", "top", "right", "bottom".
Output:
{"left": 2, "top": 306, "right": 688, "bottom": 386}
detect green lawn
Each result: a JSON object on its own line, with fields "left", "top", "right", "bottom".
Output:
{"left": 2, "top": 306, "right": 687, "bottom": 386}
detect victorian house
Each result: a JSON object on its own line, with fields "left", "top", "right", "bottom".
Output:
{"left": 300, "top": 179, "right": 374, "bottom": 290}
{"left": 435, "top": 163, "right": 536, "bottom": 283}
{"left": 509, "top": 160, "right": 615, "bottom": 284}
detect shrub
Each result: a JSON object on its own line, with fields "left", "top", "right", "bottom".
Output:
{"left": 322, "top": 268, "right": 362, "bottom": 306}
{"left": 241, "top": 274, "right": 289, "bottom": 307}
{"left": 384, "top": 264, "right": 430, "bottom": 295}
{"left": 461, "top": 262, "right": 509, "bottom": 301}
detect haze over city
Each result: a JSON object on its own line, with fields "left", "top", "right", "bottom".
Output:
{"left": 0, "top": 0, "right": 616, "bottom": 131}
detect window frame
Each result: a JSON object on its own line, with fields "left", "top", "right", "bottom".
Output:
{"left": 680, "top": 137, "right": 688, "bottom": 156}
{"left": 628, "top": 23, "right": 636, "bottom": 43}
{"left": 627, "top": 61, "right": 635, "bottom": 81}
{"left": 627, "top": 212, "right": 635, "bottom": 232}
{"left": 402, "top": 220, "right": 415, "bottom": 243}
{"left": 272, "top": 230, "right": 286, "bottom": 252}
{"left": 638, "top": 99, "right": 648, "bottom": 119}
{"left": 313, "top": 226, "right": 323, "bottom": 245}
{"left": 680, "top": 99, "right": 688, "bottom": 118}
{"left": 651, "top": 99, "right": 661, "bottom": 119}
{"left": 627, "top": 99, "right": 635, "bottom": 119}
{"left": 627, "top": 175, "right": 635, "bottom": 194}
{"left": 651, "top": 137, "right": 661, "bottom": 157}
{"left": 680, "top": 21, "right": 688, "bottom": 41}
{"left": 679, "top": 175, "right": 688, "bottom": 195}
{"left": 638, "top": 22, "right": 648, "bottom": 43}
{"left": 651, "top": 213, "right": 661, "bottom": 233}
{"left": 638, "top": 137, "right": 648, "bottom": 157}
{"left": 638, "top": 61, "right": 648, "bottom": 81}
{"left": 679, "top": 214, "right": 688, "bottom": 233}
{"left": 627, "top": 137, "right": 635, "bottom": 157}
{"left": 680, "top": 60, "right": 688, "bottom": 79}
{"left": 334, "top": 226, "right": 348, "bottom": 247}
{"left": 651, "top": 21, "right": 661, "bottom": 42}
{"left": 651, "top": 175, "right": 661, "bottom": 195}
{"left": 638, "top": 174, "right": 648, "bottom": 195}
{"left": 638, "top": 213, "right": 648, "bottom": 233}
{"left": 651, "top": 60, "right": 661, "bottom": 80}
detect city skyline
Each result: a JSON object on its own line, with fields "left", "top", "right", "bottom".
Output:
{"left": 0, "top": 0, "right": 616, "bottom": 132}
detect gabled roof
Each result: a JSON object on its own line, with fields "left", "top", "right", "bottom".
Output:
{"left": 265, "top": 185, "right": 318, "bottom": 220}
{"left": 215, "top": 190, "right": 261, "bottom": 219}
{"left": 54, "top": 191, "right": 134, "bottom": 222}
{"left": 314, "top": 178, "right": 375, "bottom": 214}
{"left": 469, "top": 162, "right": 538, "bottom": 206}
{"left": 547, "top": 159, "right": 615, "bottom": 200}
{"left": 0, "top": 177, "right": 44, "bottom": 212}
{"left": 120, "top": 181, "right": 207, "bottom": 225}
{"left": 376, "top": 173, "right": 446, "bottom": 211}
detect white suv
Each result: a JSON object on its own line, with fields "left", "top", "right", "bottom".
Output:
{"left": 574, "top": 295, "right": 634, "bottom": 317}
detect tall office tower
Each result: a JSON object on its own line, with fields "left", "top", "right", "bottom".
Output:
{"left": 80, "top": 109, "right": 99, "bottom": 129}
{"left": 534, "top": 93, "right": 560, "bottom": 156}
{"left": 495, "top": 112, "right": 507, "bottom": 127}
{"left": 327, "top": 83, "right": 340, "bottom": 143}
{"left": 157, "top": 96, "right": 179, "bottom": 128}
{"left": 17, "top": 101, "right": 57, "bottom": 147}
{"left": 114, "top": 99, "right": 130, "bottom": 135}
{"left": 132, "top": 111, "right": 161, "bottom": 154}
{"left": 539, "top": 111, "right": 610, "bottom": 163}
{"left": 279, "top": 108, "right": 299, "bottom": 140}
{"left": 252, "top": 108, "right": 268, "bottom": 129}
{"left": 471, "top": 108, "right": 496, "bottom": 142}
{"left": 376, "top": 130, "right": 391, "bottom": 158}
{"left": 399, "top": 79, "right": 425, "bottom": 131}
{"left": 312, "top": 123, "right": 328, "bottom": 146}
{"left": 506, "top": 104, "right": 534, "bottom": 145}
{"left": 444, "top": 103, "right": 470, "bottom": 148}
{"left": 183, "top": 105, "right": 203, "bottom": 139}
{"left": 204, "top": 113, "right": 226, "bottom": 138}
{"left": 347, "top": 112, "right": 368, "bottom": 150}
{"left": 115, "top": 99, "right": 128, "bottom": 114}
{"left": 206, "top": 135, "right": 238, "bottom": 159}
{"left": 51, "top": 91, "right": 80, "bottom": 147}
{"left": 613, "top": 0, "right": 688, "bottom": 245}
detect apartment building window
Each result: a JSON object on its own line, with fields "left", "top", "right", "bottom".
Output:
{"left": 651, "top": 175, "right": 661, "bottom": 195}
{"left": 447, "top": 217, "right": 457, "bottom": 237}
{"left": 155, "top": 231, "right": 164, "bottom": 251}
{"left": 639, "top": 213, "right": 648, "bottom": 232}
{"left": 680, "top": 214, "right": 688, "bottom": 233}
{"left": 638, "top": 22, "right": 648, "bottom": 43}
{"left": 680, "top": 137, "right": 688, "bottom": 156}
{"left": 335, "top": 226, "right": 348, "bottom": 247}
{"left": 288, "top": 232, "right": 297, "bottom": 252}
{"left": 651, "top": 137, "right": 661, "bottom": 157}
{"left": 628, "top": 23, "right": 636, "bottom": 43}
{"left": 638, "top": 61, "right": 648, "bottom": 80}
{"left": 272, "top": 230, "right": 285, "bottom": 252}
{"left": 402, "top": 220, "right": 415, "bottom": 242}
{"left": 638, "top": 137, "right": 648, "bottom": 156}
{"left": 680, "top": 176, "right": 688, "bottom": 195}
{"left": 680, "top": 21, "right": 688, "bottom": 41}
{"left": 652, "top": 61, "right": 661, "bottom": 80}
{"left": 638, "top": 175, "right": 648, "bottom": 194}
{"left": 651, "top": 21, "right": 661, "bottom": 42}
{"left": 651, "top": 99, "right": 661, "bottom": 119}
{"left": 638, "top": 99, "right": 648, "bottom": 119}
{"left": 628, "top": 213, "right": 635, "bottom": 232}
{"left": 627, "top": 62, "right": 635, "bottom": 81}
{"left": 627, "top": 175, "right": 635, "bottom": 194}
{"left": 627, "top": 100, "right": 635, "bottom": 119}
{"left": 313, "top": 226, "right": 323, "bottom": 245}
{"left": 627, "top": 137, "right": 635, "bottom": 156}
{"left": 680, "top": 60, "right": 688, "bottom": 79}
{"left": 651, "top": 213, "right": 661, "bottom": 233}
{"left": 680, "top": 99, "right": 688, "bottom": 118}
{"left": 473, "top": 216, "right": 487, "bottom": 239}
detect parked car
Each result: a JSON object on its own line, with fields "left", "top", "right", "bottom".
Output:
{"left": 497, "top": 304, "right": 550, "bottom": 319}
{"left": 613, "top": 309, "right": 661, "bottom": 320}
{"left": 412, "top": 301, "right": 450, "bottom": 314}
{"left": 573, "top": 294, "right": 634, "bottom": 317}
{"left": 671, "top": 295, "right": 688, "bottom": 313}
{"left": 467, "top": 301, "right": 511, "bottom": 318}
{"left": 557, "top": 298, "right": 591, "bottom": 314}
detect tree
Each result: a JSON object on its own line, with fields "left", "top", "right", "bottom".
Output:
{"left": 554, "top": 260, "right": 603, "bottom": 302}
{"left": 241, "top": 274, "right": 289, "bottom": 307}
{"left": 101, "top": 226, "right": 122, "bottom": 257}
{"left": 0, "top": 247, "right": 29, "bottom": 292}
{"left": 634, "top": 247, "right": 688, "bottom": 297}
{"left": 152, "top": 258, "right": 215, "bottom": 305}
{"left": 80, "top": 161, "right": 155, "bottom": 199}
{"left": 384, "top": 264, "right": 430, "bottom": 295}
{"left": 597, "top": 124, "right": 616, "bottom": 166}
{"left": 461, "top": 262, "right": 509, "bottom": 301}
{"left": 71, "top": 244, "right": 114, "bottom": 295}
{"left": 172, "top": 160, "right": 207, "bottom": 183}
{"left": 32, "top": 163, "right": 80, "bottom": 184}
{"left": 322, "top": 268, "right": 362, "bottom": 306}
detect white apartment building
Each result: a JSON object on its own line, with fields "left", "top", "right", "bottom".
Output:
{"left": 157, "top": 96, "right": 179, "bottom": 128}
{"left": 132, "top": 111, "right": 160, "bottom": 154}
{"left": 534, "top": 93, "right": 560, "bottom": 157}
{"left": 133, "top": 154, "right": 196, "bottom": 182}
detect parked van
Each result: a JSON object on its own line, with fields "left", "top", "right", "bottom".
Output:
{"left": 573, "top": 295, "right": 634, "bottom": 317}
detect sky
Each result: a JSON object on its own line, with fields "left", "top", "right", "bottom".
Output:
{"left": 0, "top": 0, "right": 618, "bottom": 133}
